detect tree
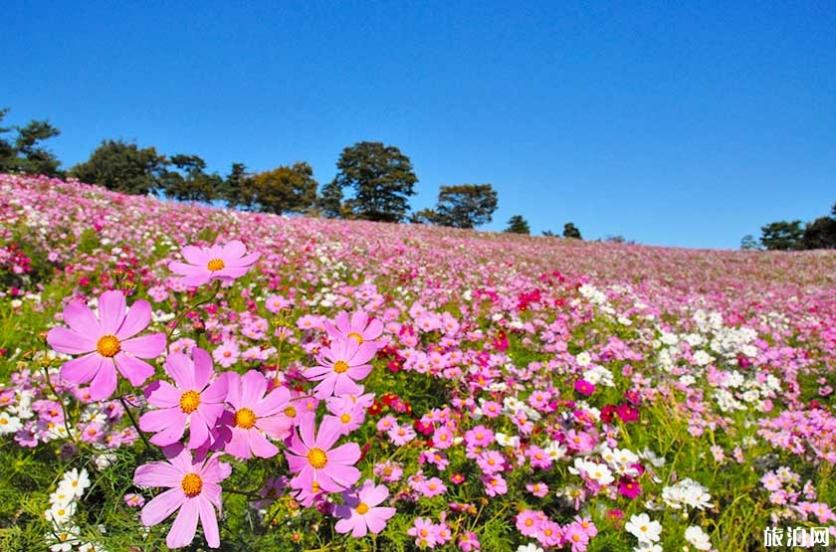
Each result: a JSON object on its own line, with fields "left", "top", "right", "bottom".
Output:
{"left": 70, "top": 140, "right": 167, "bottom": 195}
{"left": 431, "top": 184, "right": 498, "bottom": 229}
{"left": 0, "top": 108, "right": 62, "bottom": 175}
{"left": 250, "top": 162, "right": 318, "bottom": 215}
{"left": 160, "top": 154, "right": 222, "bottom": 203}
{"left": 760, "top": 220, "right": 804, "bottom": 251}
{"left": 740, "top": 234, "right": 760, "bottom": 250}
{"left": 222, "top": 163, "right": 257, "bottom": 210}
{"left": 800, "top": 216, "right": 836, "bottom": 250}
{"left": 542, "top": 230, "right": 558, "bottom": 237}
{"left": 332, "top": 142, "right": 417, "bottom": 222}
{"left": 563, "top": 222, "right": 582, "bottom": 239}
{"left": 318, "top": 180, "right": 345, "bottom": 219}
{"left": 504, "top": 215, "right": 530, "bottom": 234}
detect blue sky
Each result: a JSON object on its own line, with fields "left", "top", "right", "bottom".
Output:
{"left": 3, "top": 1, "right": 834, "bottom": 248}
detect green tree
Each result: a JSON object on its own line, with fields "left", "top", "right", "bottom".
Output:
{"left": 332, "top": 141, "right": 417, "bottom": 222}
{"left": 161, "top": 154, "right": 222, "bottom": 203}
{"left": 800, "top": 216, "right": 836, "bottom": 250}
{"left": 740, "top": 234, "right": 760, "bottom": 250}
{"left": 250, "top": 162, "right": 318, "bottom": 215}
{"left": 542, "top": 230, "right": 557, "bottom": 237}
{"left": 432, "top": 184, "right": 498, "bottom": 228}
{"left": 70, "top": 140, "right": 167, "bottom": 195}
{"left": 0, "top": 108, "right": 62, "bottom": 175}
{"left": 318, "top": 180, "right": 345, "bottom": 218}
{"left": 504, "top": 214, "right": 530, "bottom": 234}
{"left": 0, "top": 108, "right": 14, "bottom": 172}
{"left": 760, "top": 220, "right": 804, "bottom": 251}
{"left": 563, "top": 222, "right": 582, "bottom": 239}
{"left": 222, "top": 163, "right": 257, "bottom": 210}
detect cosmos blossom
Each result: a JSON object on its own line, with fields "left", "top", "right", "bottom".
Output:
{"left": 169, "top": 241, "right": 260, "bottom": 287}
{"left": 285, "top": 416, "right": 361, "bottom": 493}
{"left": 139, "top": 348, "right": 228, "bottom": 449}
{"left": 133, "top": 446, "right": 231, "bottom": 549}
{"left": 333, "top": 479, "right": 396, "bottom": 537}
{"left": 224, "top": 370, "right": 294, "bottom": 459}
{"left": 47, "top": 290, "right": 166, "bottom": 400}
{"left": 304, "top": 337, "right": 377, "bottom": 398}
{"left": 324, "top": 310, "right": 384, "bottom": 346}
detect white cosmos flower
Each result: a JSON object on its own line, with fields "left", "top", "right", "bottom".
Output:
{"left": 60, "top": 468, "right": 91, "bottom": 498}
{"left": 684, "top": 526, "right": 712, "bottom": 551}
{"left": 625, "top": 513, "right": 662, "bottom": 544}
{"left": 0, "top": 412, "right": 22, "bottom": 434}
{"left": 45, "top": 501, "right": 76, "bottom": 525}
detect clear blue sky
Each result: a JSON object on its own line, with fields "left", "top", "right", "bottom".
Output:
{"left": 3, "top": 1, "right": 834, "bottom": 248}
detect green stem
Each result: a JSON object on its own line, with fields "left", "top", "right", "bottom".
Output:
{"left": 119, "top": 396, "right": 152, "bottom": 452}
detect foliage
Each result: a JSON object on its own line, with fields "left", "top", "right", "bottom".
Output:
{"left": 0, "top": 108, "right": 62, "bottom": 176}
{"left": 250, "top": 162, "right": 318, "bottom": 215}
{"left": 563, "top": 222, "right": 582, "bottom": 240}
{"left": 160, "top": 154, "right": 223, "bottom": 203}
{"left": 430, "top": 184, "right": 498, "bottom": 229}
{"left": 70, "top": 140, "right": 167, "bottom": 196}
{"left": 504, "top": 214, "right": 530, "bottom": 234}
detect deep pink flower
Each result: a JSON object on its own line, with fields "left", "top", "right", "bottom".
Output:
{"left": 139, "top": 348, "right": 228, "bottom": 449}
{"left": 169, "top": 241, "right": 260, "bottom": 287}
{"left": 334, "top": 479, "right": 396, "bottom": 537}
{"left": 285, "top": 417, "right": 361, "bottom": 493}
{"left": 304, "top": 337, "right": 377, "bottom": 398}
{"left": 617, "top": 477, "right": 641, "bottom": 499}
{"left": 574, "top": 379, "right": 596, "bottom": 396}
{"left": 224, "top": 370, "right": 294, "bottom": 459}
{"left": 133, "top": 446, "right": 231, "bottom": 549}
{"left": 47, "top": 290, "right": 166, "bottom": 400}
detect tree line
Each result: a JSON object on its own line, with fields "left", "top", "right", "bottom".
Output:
{"left": 741, "top": 205, "right": 836, "bottom": 251}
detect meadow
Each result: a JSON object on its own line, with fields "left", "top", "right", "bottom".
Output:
{"left": 0, "top": 173, "right": 833, "bottom": 551}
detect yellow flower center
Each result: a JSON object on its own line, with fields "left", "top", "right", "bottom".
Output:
{"left": 307, "top": 447, "right": 328, "bottom": 469}
{"left": 340, "top": 413, "right": 351, "bottom": 424}
{"left": 572, "top": 534, "right": 581, "bottom": 542}
{"left": 179, "top": 390, "right": 201, "bottom": 414}
{"left": 524, "top": 519, "right": 534, "bottom": 527}
{"left": 347, "top": 332, "right": 364, "bottom": 344}
{"left": 207, "top": 258, "right": 225, "bottom": 272}
{"left": 234, "top": 408, "right": 256, "bottom": 429}
{"left": 96, "top": 334, "right": 121, "bottom": 357}
{"left": 333, "top": 360, "right": 349, "bottom": 373}
{"left": 283, "top": 406, "right": 297, "bottom": 417}
{"left": 181, "top": 473, "right": 203, "bottom": 497}
{"left": 356, "top": 502, "right": 370, "bottom": 515}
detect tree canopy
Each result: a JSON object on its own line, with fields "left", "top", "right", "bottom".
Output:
{"left": 249, "top": 163, "right": 318, "bottom": 215}
{"left": 0, "top": 108, "right": 62, "bottom": 176}
{"left": 504, "top": 214, "right": 530, "bottom": 234}
{"left": 431, "top": 184, "right": 498, "bottom": 228}
{"left": 563, "top": 222, "right": 582, "bottom": 239}
{"left": 70, "top": 140, "right": 167, "bottom": 195}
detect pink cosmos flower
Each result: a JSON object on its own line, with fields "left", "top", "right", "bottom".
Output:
{"left": 139, "top": 348, "right": 228, "bottom": 449}
{"left": 464, "top": 425, "right": 494, "bottom": 448}
{"left": 481, "top": 474, "right": 507, "bottom": 497}
{"left": 169, "top": 240, "right": 260, "bottom": 287}
{"left": 325, "top": 311, "right": 384, "bottom": 347}
{"left": 304, "top": 337, "right": 377, "bottom": 398}
{"left": 516, "top": 509, "right": 543, "bottom": 537}
{"left": 334, "top": 479, "right": 396, "bottom": 537}
{"left": 285, "top": 417, "right": 361, "bottom": 493}
{"left": 407, "top": 517, "right": 438, "bottom": 548}
{"left": 133, "top": 446, "right": 231, "bottom": 549}
{"left": 47, "top": 290, "right": 166, "bottom": 400}
{"left": 574, "top": 379, "right": 596, "bottom": 396}
{"left": 387, "top": 423, "right": 416, "bottom": 446}
{"left": 458, "top": 531, "right": 481, "bottom": 551}
{"left": 419, "top": 477, "right": 447, "bottom": 498}
{"left": 223, "top": 370, "right": 294, "bottom": 459}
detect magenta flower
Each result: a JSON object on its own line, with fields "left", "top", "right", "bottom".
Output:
{"left": 139, "top": 348, "right": 228, "bottom": 449}
{"left": 224, "top": 370, "right": 294, "bottom": 459}
{"left": 334, "top": 479, "right": 396, "bottom": 537}
{"left": 47, "top": 290, "right": 166, "bottom": 400}
{"left": 304, "top": 337, "right": 377, "bottom": 398}
{"left": 169, "top": 240, "right": 260, "bottom": 287}
{"left": 285, "top": 417, "right": 361, "bottom": 493}
{"left": 324, "top": 310, "right": 384, "bottom": 346}
{"left": 133, "top": 446, "right": 231, "bottom": 549}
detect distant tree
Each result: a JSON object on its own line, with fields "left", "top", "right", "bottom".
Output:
{"left": 504, "top": 215, "right": 530, "bottom": 234}
{"left": 409, "top": 209, "right": 439, "bottom": 225}
{"left": 604, "top": 235, "right": 627, "bottom": 243}
{"left": 332, "top": 141, "right": 417, "bottom": 222}
{"left": 740, "top": 234, "right": 761, "bottom": 250}
{"left": 160, "top": 154, "right": 222, "bottom": 202}
{"left": 542, "top": 230, "right": 557, "bottom": 237}
{"left": 432, "top": 184, "right": 498, "bottom": 228}
{"left": 250, "top": 162, "right": 318, "bottom": 215}
{"left": 563, "top": 222, "right": 582, "bottom": 239}
{"left": 222, "top": 163, "right": 257, "bottom": 210}
{"left": 70, "top": 140, "right": 167, "bottom": 195}
{"left": 800, "top": 216, "right": 836, "bottom": 250}
{"left": 760, "top": 220, "right": 804, "bottom": 251}
{"left": 0, "top": 108, "right": 62, "bottom": 175}
{"left": 318, "top": 180, "right": 345, "bottom": 219}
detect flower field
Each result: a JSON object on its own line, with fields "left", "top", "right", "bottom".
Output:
{"left": 0, "top": 173, "right": 834, "bottom": 551}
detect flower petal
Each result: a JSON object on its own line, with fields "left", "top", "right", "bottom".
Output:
{"left": 47, "top": 327, "right": 96, "bottom": 355}
{"left": 198, "top": 497, "right": 220, "bottom": 548}
{"left": 60, "top": 353, "right": 101, "bottom": 385}
{"left": 114, "top": 353, "right": 155, "bottom": 387}
{"left": 89, "top": 359, "right": 118, "bottom": 400}
{"left": 121, "top": 333, "right": 166, "bottom": 359}
{"left": 166, "top": 497, "right": 199, "bottom": 549}
{"left": 116, "top": 299, "right": 152, "bottom": 339}
{"left": 98, "top": 290, "right": 127, "bottom": 334}
{"left": 140, "top": 487, "right": 185, "bottom": 527}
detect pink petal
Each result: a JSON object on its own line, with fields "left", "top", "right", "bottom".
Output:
{"left": 350, "top": 311, "right": 369, "bottom": 332}
{"left": 315, "top": 417, "right": 343, "bottom": 450}
{"left": 240, "top": 370, "right": 267, "bottom": 405}
{"left": 332, "top": 374, "right": 362, "bottom": 396}
{"left": 347, "top": 364, "right": 372, "bottom": 381}
{"left": 221, "top": 240, "right": 246, "bottom": 259}
{"left": 249, "top": 430, "right": 279, "bottom": 458}
{"left": 88, "top": 360, "right": 118, "bottom": 400}
{"left": 254, "top": 386, "right": 290, "bottom": 417}
{"left": 367, "top": 508, "right": 395, "bottom": 533}
{"left": 256, "top": 415, "right": 292, "bottom": 440}
{"left": 334, "top": 517, "right": 355, "bottom": 535}
{"left": 63, "top": 299, "right": 100, "bottom": 334}
{"left": 116, "top": 299, "right": 151, "bottom": 339}
{"left": 198, "top": 497, "right": 220, "bottom": 548}
{"left": 334, "top": 312, "right": 351, "bottom": 333}
{"left": 114, "top": 353, "right": 155, "bottom": 386}
{"left": 224, "top": 372, "right": 242, "bottom": 408}
{"left": 149, "top": 415, "right": 187, "bottom": 446}
{"left": 47, "top": 327, "right": 96, "bottom": 355}
{"left": 181, "top": 245, "right": 210, "bottom": 266}
{"left": 134, "top": 461, "right": 184, "bottom": 489}
{"left": 201, "top": 378, "right": 228, "bottom": 404}
{"left": 140, "top": 407, "right": 185, "bottom": 433}
{"left": 146, "top": 380, "right": 182, "bottom": 408}
{"left": 285, "top": 452, "right": 308, "bottom": 473}
{"left": 351, "top": 342, "right": 379, "bottom": 365}
{"left": 224, "top": 427, "right": 252, "bottom": 459}
{"left": 98, "top": 290, "right": 127, "bottom": 334}
{"left": 165, "top": 352, "right": 195, "bottom": 389}
{"left": 191, "top": 348, "right": 214, "bottom": 389}
{"left": 326, "top": 463, "right": 361, "bottom": 489}
{"left": 140, "top": 487, "right": 185, "bottom": 526}
{"left": 328, "top": 442, "right": 361, "bottom": 466}
{"left": 166, "top": 497, "right": 199, "bottom": 549}
{"left": 187, "top": 414, "right": 210, "bottom": 450}
{"left": 121, "top": 333, "right": 166, "bottom": 359}
{"left": 60, "top": 354, "right": 101, "bottom": 384}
